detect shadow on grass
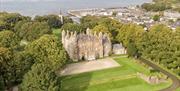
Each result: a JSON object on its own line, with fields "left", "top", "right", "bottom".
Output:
{"left": 59, "top": 72, "right": 93, "bottom": 91}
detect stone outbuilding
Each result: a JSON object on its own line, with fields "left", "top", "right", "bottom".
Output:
{"left": 112, "top": 43, "right": 126, "bottom": 55}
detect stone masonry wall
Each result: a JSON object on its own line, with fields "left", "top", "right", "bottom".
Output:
{"left": 62, "top": 29, "right": 111, "bottom": 61}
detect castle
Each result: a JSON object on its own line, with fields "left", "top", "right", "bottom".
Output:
{"left": 62, "top": 28, "right": 112, "bottom": 61}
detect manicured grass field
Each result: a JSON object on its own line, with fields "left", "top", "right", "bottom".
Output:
{"left": 176, "top": 87, "right": 180, "bottom": 91}
{"left": 60, "top": 56, "right": 172, "bottom": 91}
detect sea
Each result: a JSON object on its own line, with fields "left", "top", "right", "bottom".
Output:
{"left": 0, "top": 0, "right": 152, "bottom": 17}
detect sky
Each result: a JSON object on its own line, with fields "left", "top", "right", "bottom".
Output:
{"left": 0, "top": 0, "right": 56, "bottom": 2}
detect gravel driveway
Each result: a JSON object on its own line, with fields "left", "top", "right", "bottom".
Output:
{"left": 59, "top": 58, "right": 120, "bottom": 76}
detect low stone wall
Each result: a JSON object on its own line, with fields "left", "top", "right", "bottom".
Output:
{"left": 137, "top": 72, "right": 166, "bottom": 84}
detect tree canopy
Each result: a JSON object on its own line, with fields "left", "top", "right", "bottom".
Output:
{"left": 20, "top": 63, "right": 60, "bottom": 91}
{"left": 0, "top": 12, "right": 30, "bottom": 31}
{"left": 14, "top": 21, "right": 52, "bottom": 41}
{"left": 34, "top": 15, "right": 73, "bottom": 29}
{"left": 0, "top": 30, "right": 20, "bottom": 49}
{"left": 25, "top": 35, "right": 68, "bottom": 70}
{"left": 141, "top": 2, "right": 171, "bottom": 11}
{"left": 61, "top": 23, "right": 84, "bottom": 33}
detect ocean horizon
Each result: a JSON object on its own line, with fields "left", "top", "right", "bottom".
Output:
{"left": 0, "top": 0, "right": 152, "bottom": 16}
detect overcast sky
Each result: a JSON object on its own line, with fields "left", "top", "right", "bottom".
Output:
{"left": 1, "top": 0, "right": 57, "bottom": 2}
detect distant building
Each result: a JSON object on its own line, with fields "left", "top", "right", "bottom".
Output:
{"left": 164, "top": 11, "right": 180, "bottom": 20}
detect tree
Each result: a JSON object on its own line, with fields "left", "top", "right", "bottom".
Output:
{"left": 0, "top": 30, "right": 20, "bottom": 48}
{"left": 92, "top": 24, "right": 111, "bottom": 37}
{"left": 25, "top": 35, "right": 68, "bottom": 70}
{"left": 116, "top": 23, "right": 144, "bottom": 47}
{"left": 61, "top": 23, "right": 84, "bottom": 33}
{"left": 63, "top": 16, "right": 73, "bottom": 24}
{"left": 81, "top": 16, "right": 122, "bottom": 42}
{"left": 127, "top": 40, "right": 138, "bottom": 57}
{"left": 34, "top": 15, "right": 62, "bottom": 28}
{"left": 141, "top": 3, "right": 153, "bottom": 11}
{"left": 0, "top": 47, "right": 34, "bottom": 90}
{"left": 20, "top": 63, "right": 60, "bottom": 91}
{"left": 0, "top": 12, "right": 30, "bottom": 31}
{"left": 137, "top": 24, "right": 180, "bottom": 76}
{"left": 34, "top": 15, "right": 73, "bottom": 28}
{"left": 15, "top": 21, "right": 52, "bottom": 41}
{"left": 112, "top": 12, "right": 118, "bottom": 17}
{"left": 98, "top": 17, "right": 123, "bottom": 42}
{"left": 80, "top": 15, "right": 99, "bottom": 29}
{"left": 153, "top": 15, "right": 160, "bottom": 21}
{"left": 0, "top": 47, "right": 14, "bottom": 89}
{"left": 141, "top": 2, "right": 171, "bottom": 12}
{"left": 0, "top": 75, "right": 4, "bottom": 91}
{"left": 12, "top": 51, "right": 35, "bottom": 82}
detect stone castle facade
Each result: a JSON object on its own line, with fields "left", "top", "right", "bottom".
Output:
{"left": 62, "top": 29, "right": 111, "bottom": 61}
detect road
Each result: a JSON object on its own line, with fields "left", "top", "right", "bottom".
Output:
{"left": 139, "top": 58, "right": 180, "bottom": 91}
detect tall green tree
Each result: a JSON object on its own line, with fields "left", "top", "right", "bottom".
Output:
{"left": 0, "top": 47, "right": 34, "bottom": 90}
{"left": 137, "top": 24, "right": 180, "bottom": 76}
{"left": 34, "top": 15, "right": 73, "bottom": 28}
{"left": 92, "top": 24, "right": 111, "bottom": 37}
{"left": 0, "top": 75, "right": 4, "bottom": 91}
{"left": 0, "top": 12, "right": 30, "bottom": 31}
{"left": 20, "top": 63, "right": 60, "bottom": 91}
{"left": 127, "top": 40, "right": 138, "bottom": 57}
{"left": 61, "top": 23, "right": 84, "bottom": 33}
{"left": 0, "top": 30, "right": 20, "bottom": 49}
{"left": 25, "top": 35, "right": 68, "bottom": 70}
{"left": 80, "top": 15, "right": 99, "bottom": 29}
{"left": 153, "top": 15, "right": 160, "bottom": 21}
{"left": 116, "top": 23, "right": 144, "bottom": 47}
{"left": 35, "top": 15, "right": 62, "bottom": 28}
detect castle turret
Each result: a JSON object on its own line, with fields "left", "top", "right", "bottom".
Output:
{"left": 62, "top": 30, "right": 66, "bottom": 44}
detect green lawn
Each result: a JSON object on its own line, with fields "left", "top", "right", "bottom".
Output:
{"left": 60, "top": 56, "right": 172, "bottom": 91}
{"left": 176, "top": 87, "right": 180, "bottom": 91}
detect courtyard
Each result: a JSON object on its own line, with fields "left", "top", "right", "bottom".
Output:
{"left": 59, "top": 58, "right": 120, "bottom": 76}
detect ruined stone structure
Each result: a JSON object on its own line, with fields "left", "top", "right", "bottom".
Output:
{"left": 62, "top": 29, "right": 111, "bottom": 61}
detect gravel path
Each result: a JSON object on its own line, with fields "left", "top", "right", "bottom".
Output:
{"left": 59, "top": 58, "right": 120, "bottom": 76}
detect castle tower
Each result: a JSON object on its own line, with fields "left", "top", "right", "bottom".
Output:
{"left": 94, "top": 32, "right": 103, "bottom": 58}
{"left": 103, "top": 33, "right": 112, "bottom": 57}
